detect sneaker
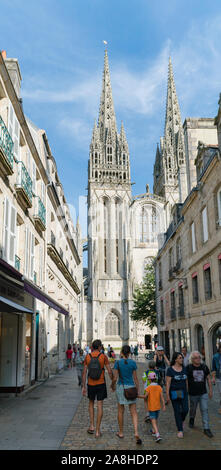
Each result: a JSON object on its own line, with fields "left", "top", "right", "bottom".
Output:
{"left": 155, "top": 435, "right": 162, "bottom": 442}
{"left": 189, "top": 418, "right": 194, "bottom": 428}
{"left": 204, "top": 429, "right": 213, "bottom": 438}
{"left": 149, "top": 429, "right": 156, "bottom": 436}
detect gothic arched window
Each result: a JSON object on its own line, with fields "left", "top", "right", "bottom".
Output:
{"left": 105, "top": 311, "right": 120, "bottom": 336}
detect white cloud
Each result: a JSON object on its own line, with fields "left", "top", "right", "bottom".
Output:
{"left": 58, "top": 117, "right": 92, "bottom": 151}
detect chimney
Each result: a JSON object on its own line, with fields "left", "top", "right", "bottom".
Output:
{"left": 1, "top": 50, "right": 22, "bottom": 98}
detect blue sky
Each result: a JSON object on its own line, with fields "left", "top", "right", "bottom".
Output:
{"left": 1, "top": 0, "right": 221, "bottom": 236}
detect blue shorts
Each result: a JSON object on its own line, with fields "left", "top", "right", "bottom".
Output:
{"left": 149, "top": 410, "right": 160, "bottom": 420}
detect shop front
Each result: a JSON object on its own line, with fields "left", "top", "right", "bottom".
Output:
{"left": 0, "top": 260, "right": 35, "bottom": 393}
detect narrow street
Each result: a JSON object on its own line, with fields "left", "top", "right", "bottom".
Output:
{"left": 61, "top": 358, "right": 221, "bottom": 451}
{"left": 0, "top": 356, "right": 220, "bottom": 451}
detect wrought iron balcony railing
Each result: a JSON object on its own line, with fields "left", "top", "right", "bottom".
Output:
{"left": 34, "top": 196, "right": 46, "bottom": 230}
{"left": 0, "top": 115, "right": 14, "bottom": 174}
{"left": 15, "top": 161, "right": 32, "bottom": 207}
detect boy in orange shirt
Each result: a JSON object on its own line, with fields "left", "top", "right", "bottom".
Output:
{"left": 139, "top": 372, "right": 165, "bottom": 442}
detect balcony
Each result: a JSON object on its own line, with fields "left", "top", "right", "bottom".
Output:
{"left": 15, "top": 161, "right": 32, "bottom": 209}
{"left": 34, "top": 196, "right": 46, "bottom": 231}
{"left": 170, "top": 307, "right": 176, "bottom": 320}
{"left": 0, "top": 115, "right": 14, "bottom": 176}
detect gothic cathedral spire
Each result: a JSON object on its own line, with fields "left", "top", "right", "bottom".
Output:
{"left": 153, "top": 57, "right": 187, "bottom": 206}
{"left": 89, "top": 49, "right": 131, "bottom": 185}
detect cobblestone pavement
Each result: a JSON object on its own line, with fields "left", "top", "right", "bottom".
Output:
{"left": 61, "top": 359, "right": 221, "bottom": 451}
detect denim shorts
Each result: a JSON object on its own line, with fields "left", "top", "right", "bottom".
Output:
{"left": 149, "top": 410, "right": 160, "bottom": 420}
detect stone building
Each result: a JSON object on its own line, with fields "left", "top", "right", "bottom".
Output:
{"left": 0, "top": 50, "right": 83, "bottom": 392}
{"left": 155, "top": 97, "right": 221, "bottom": 364}
{"left": 86, "top": 50, "right": 166, "bottom": 349}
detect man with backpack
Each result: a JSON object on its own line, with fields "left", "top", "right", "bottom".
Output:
{"left": 186, "top": 350, "right": 213, "bottom": 438}
{"left": 82, "top": 339, "right": 114, "bottom": 438}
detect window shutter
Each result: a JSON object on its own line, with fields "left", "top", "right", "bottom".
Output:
{"left": 191, "top": 222, "right": 196, "bottom": 253}
{"left": 217, "top": 190, "right": 221, "bottom": 225}
{"left": 30, "top": 232, "right": 35, "bottom": 280}
{"left": 26, "top": 150, "right": 31, "bottom": 175}
{"left": 25, "top": 227, "right": 30, "bottom": 276}
{"left": 13, "top": 116, "right": 20, "bottom": 161}
{"left": 9, "top": 204, "right": 16, "bottom": 264}
{"left": 32, "top": 160, "right": 36, "bottom": 195}
{"left": 8, "top": 103, "right": 19, "bottom": 160}
{"left": 8, "top": 103, "right": 14, "bottom": 139}
{"left": 41, "top": 181, "right": 45, "bottom": 204}
{"left": 3, "top": 197, "right": 10, "bottom": 260}
{"left": 202, "top": 207, "right": 208, "bottom": 242}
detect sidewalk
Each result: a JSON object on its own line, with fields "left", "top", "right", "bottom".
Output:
{"left": 0, "top": 367, "right": 81, "bottom": 450}
{"left": 61, "top": 360, "right": 221, "bottom": 451}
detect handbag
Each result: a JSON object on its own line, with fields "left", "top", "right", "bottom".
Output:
{"left": 117, "top": 361, "right": 138, "bottom": 400}
{"left": 171, "top": 389, "right": 184, "bottom": 400}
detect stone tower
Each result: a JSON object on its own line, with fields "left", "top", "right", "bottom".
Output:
{"left": 87, "top": 50, "right": 133, "bottom": 347}
{"left": 153, "top": 58, "right": 187, "bottom": 226}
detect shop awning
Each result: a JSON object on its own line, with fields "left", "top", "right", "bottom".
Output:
{"left": 24, "top": 281, "right": 69, "bottom": 316}
{"left": 0, "top": 296, "right": 33, "bottom": 314}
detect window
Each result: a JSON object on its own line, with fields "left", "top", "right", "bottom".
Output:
{"left": 202, "top": 207, "right": 208, "bottom": 242}
{"left": 204, "top": 265, "right": 212, "bottom": 300}
{"left": 25, "top": 227, "right": 35, "bottom": 280}
{"left": 178, "top": 285, "right": 184, "bottom": 317}
{"left": 105, "top": 311, "right": 120, "bottom": 336}
{"left": 2, "top": 197, "right": 17, "bottom": 266}
{"left": 192, "top": 274, "right": 199, "bottom": 304}
{"left": 170, "top": 290, "right": 176, "bottom": 319}
{"left": 8, "top": 103, "right": 20, "bottom": 161}
{"left": 160, "top": 299, "right": 164, "bottom": 324}
{"left": 217, "top": 189, "right": 221, "bottom": 226}
{"left": 191, "top": 222, "right": 196, "bottom": 253}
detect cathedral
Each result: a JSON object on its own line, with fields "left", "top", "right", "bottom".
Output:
{"left": 84, "top": 50, "right": 187, "bottom": 349}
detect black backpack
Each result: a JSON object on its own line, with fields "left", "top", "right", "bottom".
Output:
{"left": 88, "top": 353, "right": 103, "bottom": 380}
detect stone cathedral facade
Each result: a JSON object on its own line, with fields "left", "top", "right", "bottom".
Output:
{"left": 85, "top": 51, "right": 187, "bottom": 349}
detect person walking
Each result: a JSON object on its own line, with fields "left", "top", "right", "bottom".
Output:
{"left": 186, "top": 351, "right": 213, "bottom": 438}
{"left": 134, "top": 345, "right": 139, "bottom": 361}
{"left": 154, "top": 346, "right": 170, "bottom": 386}
{"left": 75, "top": 349, "right": 85, "bottom": 387}
{"left": 72, "top": 343, "right": 77, "bottom": 367}
{"left": 112, "top": 345, "right": 142, "bottom": 445}
{"left": 139, "top": 372, "right": 166, "bottom": 442}
{"left": 166, "top": 352, "right": 189, "bottom": 438}
{"left": 211, "top": 344, "right": 221, "bottom": 414}
{"left": 130, "top": 345, "right": 134, "bottom": 358}
{"left": 142, "top": 360, "right": 161, "bottom": 423}
{"left": 181, "top": 346, "right": 190, "bottom": 368}
{"left": 66, "top": 344, "right": 73, "bottom": 369}
{"left": 82, "top": 339, "right": 114, "bottom": 438}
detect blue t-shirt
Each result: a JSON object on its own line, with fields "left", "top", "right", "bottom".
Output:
{"left": 166, "top": 366, "right": 187, "bottom": 392}
{"left": 114, "top": 359, "right": 137, "bottom": 386}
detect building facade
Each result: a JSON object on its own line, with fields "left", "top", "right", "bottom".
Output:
{"left": 155, "top": 98, "right": 221, "bottom": 365}
{"left": 0, "top": 50, "right": 83, "bottom": 393}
